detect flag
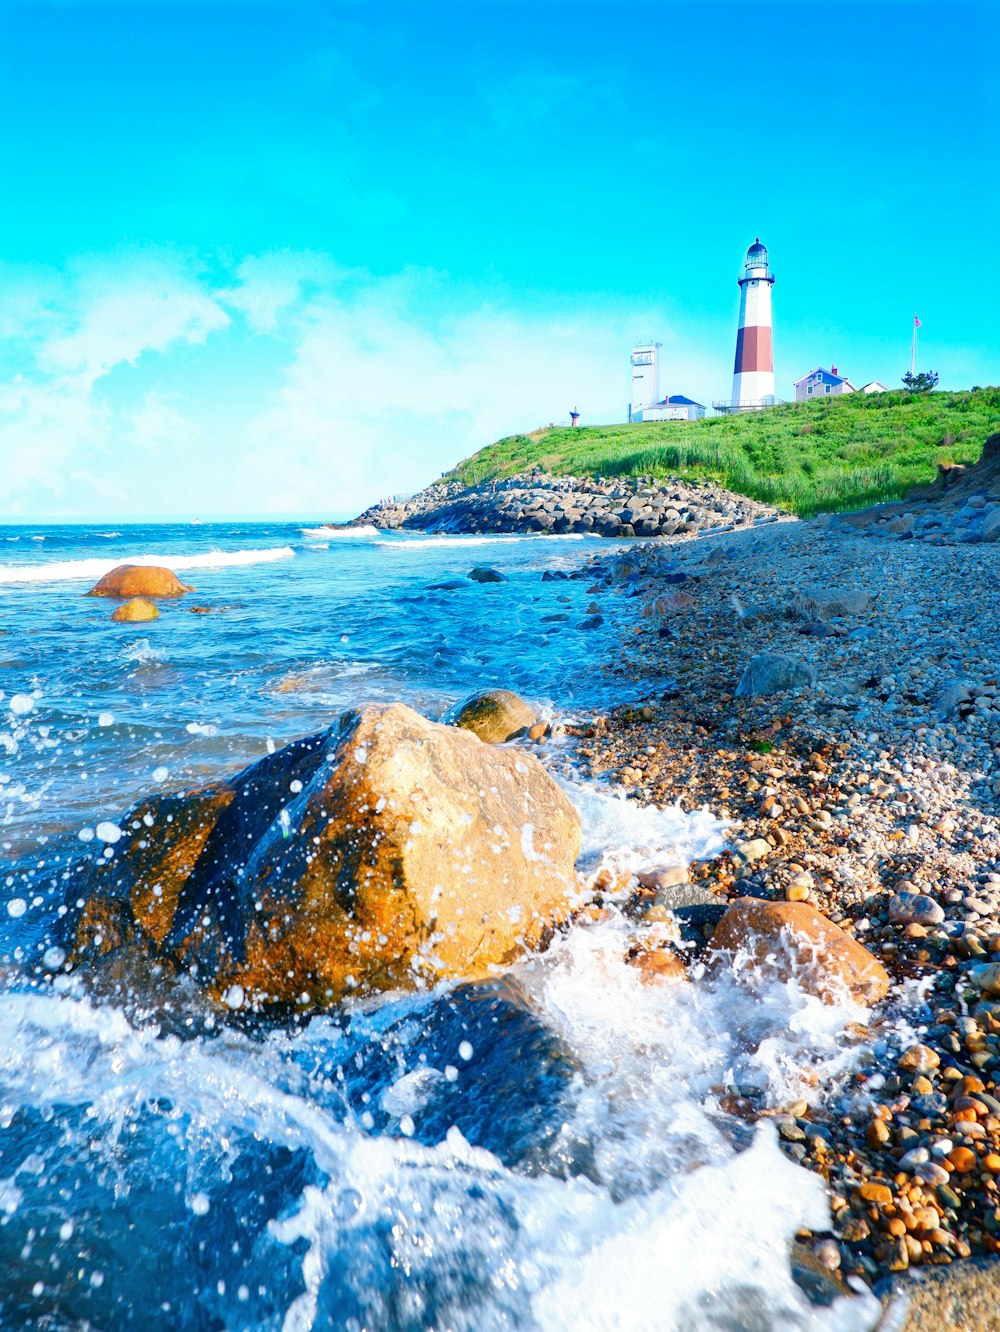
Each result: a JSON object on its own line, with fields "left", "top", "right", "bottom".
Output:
{"left": 914, "top": 314, "right": 922, "bottom": 328}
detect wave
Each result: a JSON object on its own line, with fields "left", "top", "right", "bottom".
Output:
{"left": 300, "top": 525, "right": 378, "bottom": 539}
{"left": 0, "top": 546, "right": 295, "bottom": 586}
{"left": 375, "top": 534, "right": 578, "bottom": 550}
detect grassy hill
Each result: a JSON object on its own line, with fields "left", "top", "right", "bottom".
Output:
{"left": 447, "top": 388, "right": 1000, "bottom": 517}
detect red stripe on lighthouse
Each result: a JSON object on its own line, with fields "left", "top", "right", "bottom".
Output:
{"left": 733, "top": 326, "right": 773, "bottom": 375}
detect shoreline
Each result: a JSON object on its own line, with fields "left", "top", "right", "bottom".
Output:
{"left": 535, "top": 508, "right": 999, "bottom": 1320}
{"left": 332, "top": 439, "right": 1000, "bottom": 1313}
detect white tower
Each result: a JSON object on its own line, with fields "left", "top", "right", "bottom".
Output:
{"left": 630, "top": 341, "right": 662, "bottom": 421}
{"left": 730, "top": 239, "right": 775, "bottom": 409}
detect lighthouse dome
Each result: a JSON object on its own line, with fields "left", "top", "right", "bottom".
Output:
{"left": 745, "top": 238, "right": 768, "bottom": 269}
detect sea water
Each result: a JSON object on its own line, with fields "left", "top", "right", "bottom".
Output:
{"left": 0, "top": 523, "right": 881, "bottom": 1330}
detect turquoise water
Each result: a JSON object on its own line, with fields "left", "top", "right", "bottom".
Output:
{"left": 0, "top": 524, "right": 880, "bottom": 1331}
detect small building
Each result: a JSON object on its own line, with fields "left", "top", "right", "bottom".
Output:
{"left": 794, "top": 365, "right": 858, "bottom": 401}
{"left": 860, "top": 380, "right": 890, "bottom": 394}
{"left": 634, "top": 394, "right": 706, "bottom": 422}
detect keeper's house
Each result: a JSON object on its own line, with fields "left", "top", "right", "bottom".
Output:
{"left": 633, "top": 394, "right": 706, "bottom": 423}
{"left": 794, "top": 365, "right": 858, "bottom": 401}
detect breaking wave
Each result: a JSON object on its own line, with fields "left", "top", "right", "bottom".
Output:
{"left": 0, "top": 547, "right": 296, "bottom": 585}
{"left": 300, "top": 525, "right": 379, "bottom": 538}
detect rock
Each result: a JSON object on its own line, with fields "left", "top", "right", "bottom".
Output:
{"left": 899, "top": 1044, "right": 940, "bottom": 1074}
{"left": 626, "top": 947, "right": 687, "bottom": 985}
{"left": 86, "top": 564, "right": 193, "bottom": 599}
{"left": 64, "top": 703, "right": 581, "bottom": 1011}
{"left": 467, "top": 567, "right": 507, "bottom": 583}
{"left": 636, "top": 865, "right": 688, "bottom": 891}
{"left": 735, "top": 838, "right": 771, "bottom": 864}
{"left": 110, "top": 597, "right": 159, "bottom": 623}
{"left": 888, "top": 891, "right": 945, "bottom": 926}
{"left": 936, "top": 681, "right": 973, "bottom": 716}
{"left": 444, "top": 688, "right": 539, "bottom": 743}
{"left": 983, "top": 510, "right": 1000, "bottom": 542}
{"left": 968, "top": 963, "right": 1000, "bottom": 996}
{"left": 709, "top": 898, "right": 890, "bottom": 1005}
{"left": 792, "top": 588, "right": 871, "bottom": 620}
{"left": 734, "top": 654, "right": 816, "bottom": 698}
{"left": 577, "top": 615, "right": 604, "bottom": 630}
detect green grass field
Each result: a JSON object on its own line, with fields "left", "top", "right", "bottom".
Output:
{"left": 447, "top": 388, "right": 1000, "bottom": 516}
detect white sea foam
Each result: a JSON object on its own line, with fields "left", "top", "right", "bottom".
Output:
{"left": 0, "top": 719, "right": 880, "bottom": 1329}
{"left": 0, "top": 546, "right": 295, "bottom": 585}
{"left": 300, "top": 525, "right": 378, "bottom": 538}
{"left": 376, "top": 533, "right": 555, "bottom": 550}
{"left": 120, "top": 638, "right": 162, "bottom": 664}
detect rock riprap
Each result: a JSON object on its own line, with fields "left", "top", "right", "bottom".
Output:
{"left": 64, "top": 703, "right": 581, "bottom": 1010}
{"left": 87, "top": 564, "right": 193, "bottom": 598}
{"left": 349, "top": 466, "right": 782, "bottom": 538}
{"left": 444, "top": 689, "right": 539, "bottom": 743}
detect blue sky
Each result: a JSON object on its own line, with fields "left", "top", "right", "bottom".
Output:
{"left": 0, "top": 0, "right": 996, "bottom": 519}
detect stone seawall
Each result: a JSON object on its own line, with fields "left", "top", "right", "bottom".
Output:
{"left": 349, "top": 468, "right": 783, "bottom": 539}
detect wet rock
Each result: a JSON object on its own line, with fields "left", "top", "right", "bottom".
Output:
{"left": 444, "top": 688, "right": 539, "bottom": 743}
{"left": 467, "top": 566, "right": 507, "bottom": 583}
{"left": 709, "top": 898, "right": 890, "bottom": 1005}
{"left": 626, "top": 947, "right": 688, "bottom": 985}
{"left": 86, "top": 564, "right": 193, "bottom": 599}
{"left": 110, "top": 597, "right": 160, "bottom": 623}
{"left": 65, "top": 703, "right": 581, "bottom": 1011}
{"left": 734, "top": 653, "right": 816, "bottom": 698}
{"left": 310, "top": 979, "right": 580, "bottom": 1169}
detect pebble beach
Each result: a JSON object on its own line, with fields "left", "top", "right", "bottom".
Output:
{"left": 351, "top": 434, "right": 1000, "bottom": 1321}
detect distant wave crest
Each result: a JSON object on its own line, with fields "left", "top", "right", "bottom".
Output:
{"left": 0, "top": 546, "right": 295, "bottom": 585}
{"left": 375, "top": 534, "right": 587, "bottom": 550}
{"left": 300, "top": 525, "right": 378, "bottom": 538}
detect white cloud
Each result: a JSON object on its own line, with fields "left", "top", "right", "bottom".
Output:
{"left": 0, "top": 250, "right": 724, "bottom": 518}
{"left": 41, "top": 260, "right": 229, "bottom": 390}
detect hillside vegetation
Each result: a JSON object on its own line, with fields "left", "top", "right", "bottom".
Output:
{"left": 447, "top": 388, "right": 1000, "bottom": 516}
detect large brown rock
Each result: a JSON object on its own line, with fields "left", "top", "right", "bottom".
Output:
{"left": 709, "top": 897, "right": 889, "bottom": 1005}
{"left": 67, "top": 703, "right": 581, "bottom": 1011}
{"left": 445, "top": 688, "right": 539, "bottom": 743}
{"left": 86, "top": 564, "right": 193, "bottom": 599}
{"left": 110, "top": 597, "right": 159, "bottom": 623}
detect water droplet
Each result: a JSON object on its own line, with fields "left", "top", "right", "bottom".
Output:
{"left": 190, "top": 1193, "right": 210, "bottom": 1216}
{"left": 458, "top": 1040, "right": 474, "bottom": 1061}
{"left": 97, "top": 712, "right": 114, "bottom": 727}
{"left": 95, "top": 822, "right": 122, "bottom": 845}
{"left": 6, "top": 899, "right": 26, "bottom": 919}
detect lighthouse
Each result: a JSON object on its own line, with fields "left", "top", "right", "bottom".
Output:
{"left": 730, "top": 238, "right": 776, "bottom": 410}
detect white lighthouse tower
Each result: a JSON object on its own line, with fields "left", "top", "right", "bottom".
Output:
{"left": 629, "top": 341, "right": 662, "bottom": 421}
{"left": 729, "top": 238, "right": 776, "bottom": 410}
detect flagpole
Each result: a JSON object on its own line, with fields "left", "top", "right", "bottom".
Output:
{"left": 911, "top": 316, "right": 916, "bottom": 376}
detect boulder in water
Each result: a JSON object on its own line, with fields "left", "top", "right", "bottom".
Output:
{"left": 87, "top": 564, "right": 193, "bottom": 599}
{"left": 709, "top": 897, "right": 889, "bottom": 1005}
{"left": 467, "top": 566, "right": 507, "bottom": 584}
{"left": 444, "top": 688, "right": 539, "bottom": 743}
{"left": 110, "top": 597, "right": 159, "bottom": 623}
{"left": 66, "top": 702, "right": 581, "bottom": 1011}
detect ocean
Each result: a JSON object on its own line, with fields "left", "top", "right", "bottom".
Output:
{"left": 0, "top": 522, "right": 880, "bottom": 1330}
